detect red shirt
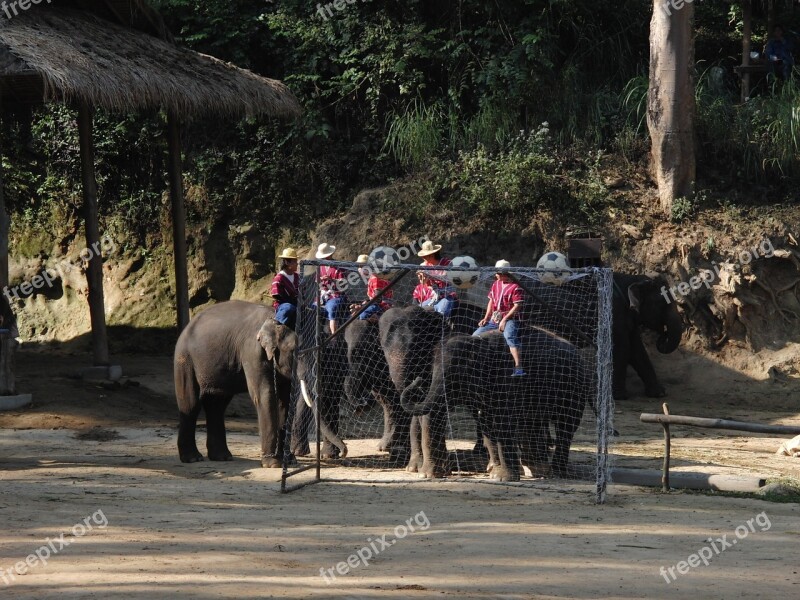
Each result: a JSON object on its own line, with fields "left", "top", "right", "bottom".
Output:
{"left": 413, "top": 284, "right": 436, "bottom": 304}
{"left": 488, "top": 279, "right": 524, "bottom": 316}
{"left": 367, "top": 275, "right": 393, "bottom": 310}
{"left": 420, "top": 257, "right": 457, "bottom": 298}
{"left": 270, "top": 271, "right": 300, "bottom": 309}
{"left": 320, "top": 265, "right": 347, "bottom": 300}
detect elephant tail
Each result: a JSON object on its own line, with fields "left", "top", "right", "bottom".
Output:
{"left": 174, "top": 353, "right": 199, "bottom": 415}
{"left": 299, "top": 379, "right": 348, "bottom": 458}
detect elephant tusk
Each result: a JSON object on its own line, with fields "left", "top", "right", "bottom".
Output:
{"left": 300, "top": 379, "right": 313, "bottom": 408}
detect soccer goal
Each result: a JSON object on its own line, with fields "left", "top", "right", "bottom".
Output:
{"left": 281, "top": 256, "right": 613, "bottom": 503}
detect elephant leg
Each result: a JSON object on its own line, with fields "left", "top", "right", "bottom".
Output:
{"left": 203, "top": 395, "right": 233, "bottom": 462}
{"left": 376, "top": 391, "right": 411, "bottom": 466}
{"left": 291, "top": 393, "right": 312, "bottom": 457}
{"left": 483, "top": 434, "right": 498, "bottom": 473}
{"left": 377, "top": 394, "right": 392, "bottom": 453}
{"left": 629, "top": 332, "right": 666, "bottom": 398}
{"left": 472, "top": 407, "right": 488, "bottom": 457}
{"left": 519, "top": 419, "right": 551, "bottom": 478}
{"left": 612, "top": 327, "right": 630, "bottom": 400}
{"left": 406, "top": 415, "right": 424, "bottom": 473}
{"left": 420, "top": 412, "right": 450, "bottom": 479}
{"left": 176, "top": 364, "right": 203, "bottom": 463}
{"left": 551, "top": 418, "right": 581, "bottom": 478}
{"left": 486, "top": 408, "right": 520, "bottom": 482}
{"left": 320, "top": 395, "right": 341, "bottom": 459}
{"left": 244, "top": 365, "right": 284, "bottom": 468}
{"left": 178, "top": 403, "right": 204, "bottom": 463}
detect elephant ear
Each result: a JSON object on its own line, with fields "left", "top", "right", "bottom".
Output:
{"left": 257, "top": 320, "right": 279, "bottom": 361}
{"left": 627, "top": 280, "right": 650, "bottom": 313}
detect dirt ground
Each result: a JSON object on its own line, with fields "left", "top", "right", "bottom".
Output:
{"left": 1, "top": 345, "right": 799, "bottom": 599}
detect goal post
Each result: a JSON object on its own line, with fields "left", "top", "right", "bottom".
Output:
{"left": 282, "top": 257, "right": 613, "bottom": 502}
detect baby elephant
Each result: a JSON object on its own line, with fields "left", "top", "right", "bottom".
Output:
{"left": 174, "top": 300, "right": 345, "bottom": 467}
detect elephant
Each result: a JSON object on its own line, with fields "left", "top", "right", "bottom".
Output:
{"left": 289, "top": 308, "right": 349, "bottom": 460}
{"left": 174, "top": 300, "right": 346, "bottom": 467}
{"left": 342, "top": 319, "right": 411, "bottom": 464}
{"left": 524, "top": 272, "right": 683, "bottom": 400}
{"left": 399, "top": 328, "right": 591, "bottom": 481}
{"left": 379, "top": 306, "right": 450, "bottom": 475}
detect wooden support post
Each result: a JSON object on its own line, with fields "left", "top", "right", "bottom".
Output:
{"left": 767, "top": 0, "right": 776, "bottom": 38}
{"left": 661, "top": 402, "right": 671, "bottom": 492}
{"left": 77, "top": 102, "right": 110, "bottom": 366}
{"left": 0, "top": 95, "right": 8, "bottom": 292}
{"left": 166, "top": 112, "right": 190, "bottom": 333}
{"left": 742, "top": 0, "right": 753, "bottom": 102}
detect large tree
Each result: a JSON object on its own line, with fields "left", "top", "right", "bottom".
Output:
{"left": 647, "top": 0, "right": 696, "bottom": 213}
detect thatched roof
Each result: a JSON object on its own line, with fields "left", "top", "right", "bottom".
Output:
{"left": 0, "top": 7, "right": 301, "bottom": 119}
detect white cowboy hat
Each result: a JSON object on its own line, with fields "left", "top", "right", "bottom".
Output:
{"left": 356, "top": 254, "right": 370, "bottom": 264}
{"left": 315, "top": 243, "right": 336, "bottom": 259}
{"left": 278, "top": 247, "right": 299, "bottom": 260}
{"left": 417, "top": 240, "right": 443, "bottom": 257}
{"left": 495, "top": 259, "right": 511, "bottom": 272}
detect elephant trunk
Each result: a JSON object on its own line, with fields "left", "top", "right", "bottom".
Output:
{"left": 656, "top": 306, "right": 683, "bottom": 354}
{"left": 299, "top": 378, "right": 348, "bottom": 458}
{"left": 400, "top": 375, "right": 441, "bottom": 416}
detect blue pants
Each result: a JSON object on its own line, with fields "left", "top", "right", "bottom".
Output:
{"left": 358, "top": 303, "right": 383, "bottom": 320}
{"left": 473, "top": 320, "right": 521, "bottom": 349}
{"left": 275, "top": 303, "right": 297, "bottom": 329}
{"left": 322, "top": 296, "right": 347, "bottom": 323}
{"left": 435, "top": 297, "right": 458, "bottom": 319}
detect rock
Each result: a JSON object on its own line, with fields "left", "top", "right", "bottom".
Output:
{"left": 622, "top": 224, "right": 644, "bottom": 240}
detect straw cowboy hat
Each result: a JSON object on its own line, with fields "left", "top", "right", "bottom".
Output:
{"left": 494, "top": 259, "right": 511, "bottom": 272}
{"left": 315, "top": 243, "right": 336, "bottom": 259}
{"left": 356, "top": 254, "right": 370, "bottom": 264}
{"left": 417, "top": 240, "right": 443, "bottom": 257}
{"left": 278, "top": 247, "right": 299, "bottom": 260}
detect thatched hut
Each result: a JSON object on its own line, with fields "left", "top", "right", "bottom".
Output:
{"left": 0, "top": 1, "right": 301, "bottom": 383}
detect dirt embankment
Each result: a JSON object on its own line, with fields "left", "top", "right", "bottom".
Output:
{"left": 7, "top": 169, "right": 800, "bottom": 382}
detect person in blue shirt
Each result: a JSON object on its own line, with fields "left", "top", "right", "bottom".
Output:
{"left": 765, "top": 25, "right": 794, "bottom": 80}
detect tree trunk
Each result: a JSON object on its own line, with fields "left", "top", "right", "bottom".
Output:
{"left": 648, "top": 0, "right": 696, "bottom": 214}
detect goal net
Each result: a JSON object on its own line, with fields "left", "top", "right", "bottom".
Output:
{"left": 283, "top": 256, "right": 613, "bottom": 502}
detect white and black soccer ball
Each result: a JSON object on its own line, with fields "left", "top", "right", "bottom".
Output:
{"left": 368, "top": 246, "right": 400, "bottom": 279}
{"left": 536, "top": 251, "right": 571, "bottom": 285}
{"left": 447, "top": 256, "right": 480, "bottom": 289}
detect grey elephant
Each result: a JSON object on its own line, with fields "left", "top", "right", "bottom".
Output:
{"left": 400, "top": 327, "right": 591, "bottom": 481}
{"left": 525, "top": 273, "right": 683, "bottom": 400}
{"left": 289, "top": 319, "right": 349, "bottom": 460}
{"left": 174, "top": 300, "right": 346, "bottom": 467}
{"left": 379, "top": 306, "right": 451, "bottom": 475}
{"left": 342, "top": 319, "right": 411, "bottom": 464}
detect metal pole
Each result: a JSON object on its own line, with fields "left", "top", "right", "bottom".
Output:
{"left": 166, "top": 112, "right": 190, "bottom": 332}
{"left": 661, "top": 402, "right": 671, "bottom": 492}
{"left": 77, "top": 102, "right": 110, "bottom": 366}
{"left": 742, "top": 0, "right": 752, "bottom": 102}
{"left": 315, "top": 263, "right": 322, "bottom": 482}
{"left": 0, "top": 94, "right": 9, "bottom": 292}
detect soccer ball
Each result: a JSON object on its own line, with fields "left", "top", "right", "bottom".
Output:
{"left": 447, "top": 256, "right": 480, "bottom": 289}
{"left": 368, "top": 246, "right": 400, "bottom": 279}
{"left": 536, "top": 251, "right": 571, "bottom": 285}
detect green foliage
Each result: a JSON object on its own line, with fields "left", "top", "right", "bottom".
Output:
{"left": 671, "top": 195, "right": 697, "bottom": 223}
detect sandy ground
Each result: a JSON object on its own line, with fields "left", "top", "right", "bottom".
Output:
{"left": 1, "top": 345, "right": 799, "bottom": 599}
